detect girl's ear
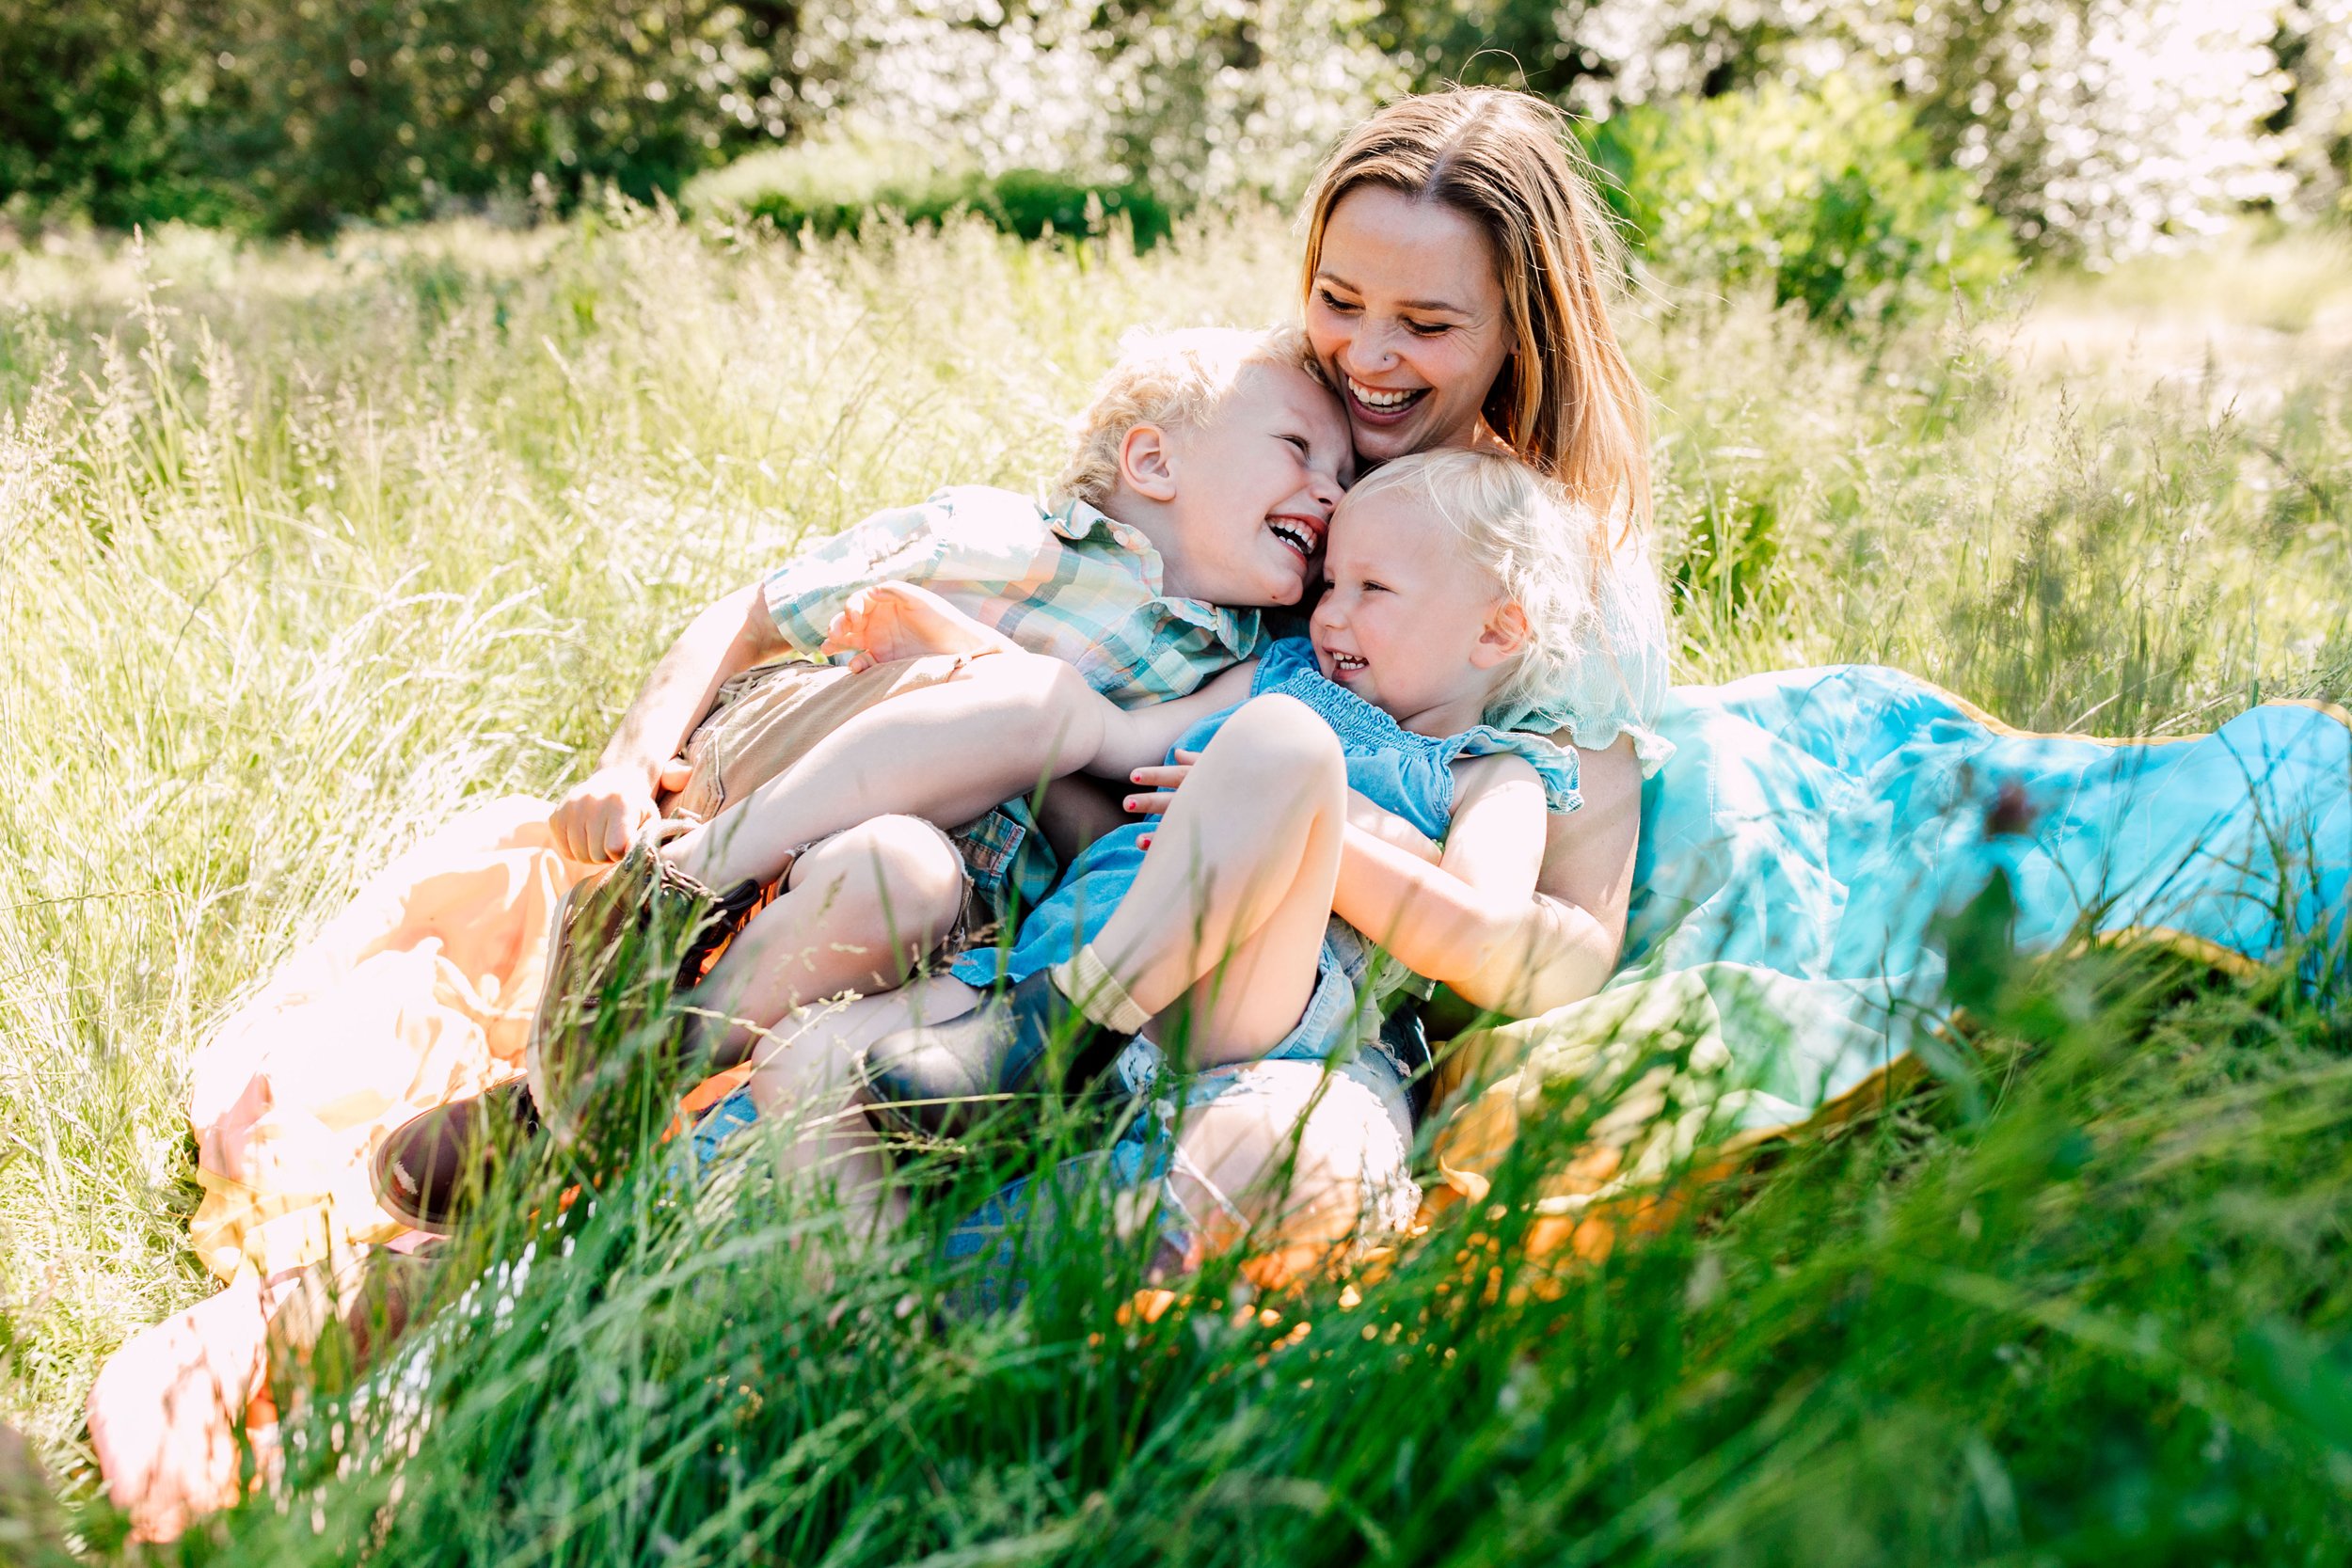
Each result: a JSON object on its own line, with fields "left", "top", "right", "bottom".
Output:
{"left": 1118, "top": 423, "right": 1180, "bottom": 501}
{"left": 1470, "top": 600, "right": 1531, "bottom": 670}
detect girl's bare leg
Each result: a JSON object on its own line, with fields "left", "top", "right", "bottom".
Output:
{"left": 1087, "top": 695, "right": 1348, "bottom": 1063}
{"left": 685, "top": 814, "right": 970, "bottom": 1069}
{"left": 744, "top": 974, "right": 984, "bottom": 1239}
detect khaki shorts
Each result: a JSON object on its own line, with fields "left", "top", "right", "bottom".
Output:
{"left": 664, "top": 654, "right": 1043, "bottom": 940}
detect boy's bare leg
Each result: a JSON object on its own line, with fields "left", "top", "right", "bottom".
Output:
{"left": 684, "top": 815, "right": 971, "bottom": 1070}
{"left": 1087, "top": 695, "right": 1347, "bottom": 1062}
{"left": 745, "top": 974, "right": 985, "bottom": 1241}
{"left": 667, "top": 654, "right": 1107, "bottom": 891}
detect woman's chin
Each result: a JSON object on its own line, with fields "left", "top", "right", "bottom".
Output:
{"left": 1348, "top": 413, "right": 1427, "bottom": 464}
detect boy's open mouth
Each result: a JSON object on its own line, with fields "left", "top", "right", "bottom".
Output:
{"left": 1345, "top": 375, "right": 1429, "bottom": 422}
{"left": 1267, "top": 517, "right": 1319, "bottom": 562}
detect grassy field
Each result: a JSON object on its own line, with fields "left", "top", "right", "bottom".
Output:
{"left": 3, "top": 206, "right": 2350, "bottom": 1563}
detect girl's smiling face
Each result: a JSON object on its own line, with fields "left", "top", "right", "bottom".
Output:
{"left": 1306, "top": 185, "right": 1514, "bottom": 467}
{"left": 1309, "top": 483, "right": 1524, "bottom": 736}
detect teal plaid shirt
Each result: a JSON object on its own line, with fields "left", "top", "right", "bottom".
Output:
{"left": 764, "top": 485, "right": 1265, "bottom": 911}
{"left": 765, "top": 486, "right": 1263, "bottom": 707}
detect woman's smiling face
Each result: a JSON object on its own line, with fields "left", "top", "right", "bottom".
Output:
{"left": 1306, "top": 184, "right": 1513, "bottom": 466}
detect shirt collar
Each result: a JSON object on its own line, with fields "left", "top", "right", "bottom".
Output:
{"left": 1046, "top": 495, "right": 1264, "bottom": 658}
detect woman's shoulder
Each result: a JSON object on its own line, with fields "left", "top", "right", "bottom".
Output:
{"left": 1515, "top": 525, "right": 1678, "bottom": 774}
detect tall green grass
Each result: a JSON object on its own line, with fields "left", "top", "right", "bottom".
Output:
{"left": 2, "top": 207, "right": 2348, "bottom": 1562}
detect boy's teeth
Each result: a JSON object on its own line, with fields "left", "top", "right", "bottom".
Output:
{"left": 1347, "top": 377, "right": 1422, "bottom": 410}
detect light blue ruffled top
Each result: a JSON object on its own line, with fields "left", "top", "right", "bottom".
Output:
{"left": 952, "top": 637, "right": 1581, "bottom": 990}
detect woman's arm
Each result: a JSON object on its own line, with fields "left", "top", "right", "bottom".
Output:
{"left": 1331, "top": 754, "right": 1555, "bottom": 1010}
{"left": 1331, "top": 736, "right": 1642, "bottom": 1017}
{"left": 1517, "top": 735, "right": 1644, "bottom": 1007}
{"left": 550, "top": 583, "right": 788, "bottom": 861}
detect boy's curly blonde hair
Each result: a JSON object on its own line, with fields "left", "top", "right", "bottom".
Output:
{"left": 1341, "top": 448, "right": 1605, "bottom": 728}
{"left": 1057, "top": 325, "right": 1324, "bottom": 507}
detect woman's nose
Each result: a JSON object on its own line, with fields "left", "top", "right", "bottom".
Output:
{"left": 1351, "top": 318, "right": 1401, "bottom": 372}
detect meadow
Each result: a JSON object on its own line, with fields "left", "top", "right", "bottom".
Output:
{"left": 3, "top": 205, "right": 2350, "bottom": 1563}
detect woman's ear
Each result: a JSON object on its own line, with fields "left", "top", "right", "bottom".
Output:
{"left": 1470, "top": 600, "right": 1531, "bottom": 669}
{"left": 1118, "top": 423, "right": 1180, "bottom": 502}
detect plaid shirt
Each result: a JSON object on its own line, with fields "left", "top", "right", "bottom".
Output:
{"left": 764, "top": 485, "right": 1264, "bottom": 911}
{"left": 765, "top": 485, "right": 1263, "bottom": 707}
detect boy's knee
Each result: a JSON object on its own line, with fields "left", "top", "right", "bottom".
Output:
{"left": 795, "top": 815, "right": 967, "bottom": 934}
{"left": 1172, "top": 1069, "right": 1415, "bottom": 1258}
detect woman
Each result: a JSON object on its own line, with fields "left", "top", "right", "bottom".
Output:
{"left": 1039, "top": 86, "right": 1673, "bottom": 1275}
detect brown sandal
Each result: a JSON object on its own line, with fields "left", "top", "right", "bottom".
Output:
{"left": 523, "top": 822, "right": 761, "bottom": 1150}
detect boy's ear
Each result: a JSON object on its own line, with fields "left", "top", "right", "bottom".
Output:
{"left": 1470, "top": 600, "right": 1531, "bottom": 669}
{"left": 1118, "top": 423, "right": 1180, "bottom": 502}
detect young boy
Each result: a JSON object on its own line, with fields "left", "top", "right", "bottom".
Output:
{"left": 87, "top": 325, "right": 1351, "bottom": 1543}
{"left": 439, "top": 325, "right": 1355, "bottom": 1163}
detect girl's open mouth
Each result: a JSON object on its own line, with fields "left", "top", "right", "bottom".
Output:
{"left": 1344, "top": 375, "right": 1429, "bottom": 425}
{"left": 1327, "top": 652, "right": 1368, "bottom": 681}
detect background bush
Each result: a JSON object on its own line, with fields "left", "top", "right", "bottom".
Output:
{"left": 682, "top": 140, "right": 1174, "bottom": 248}
{"left": 1585, "top": 74, "right": 2015, "bottom": 330}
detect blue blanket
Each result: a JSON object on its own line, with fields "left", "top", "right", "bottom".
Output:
{"left": 1461, "top": 666, "right": 2351, "bottom": 1151}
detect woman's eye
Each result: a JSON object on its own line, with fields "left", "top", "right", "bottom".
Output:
{"left": 1316, "top": 289, "right": 1359, "bottom": 313}
{"left": 1405, "top": 320, "right": 1451, "bottom": 338}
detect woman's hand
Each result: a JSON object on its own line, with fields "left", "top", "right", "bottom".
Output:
{"left": 1122, "top": 749, "right": 1200, "bottom": 816}
{"left": 820, "top": 581, "right": 1019, "bottom": 672}
{"left": 550, "top": 759, "right": 691, "bottom": 863}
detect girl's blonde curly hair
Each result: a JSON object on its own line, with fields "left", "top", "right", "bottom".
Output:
{"left": 1342, "top": 448, "right": 1602, "bottom": 729}
{"left": 1056, "top": 325, "right": 1324, "bottom": 507}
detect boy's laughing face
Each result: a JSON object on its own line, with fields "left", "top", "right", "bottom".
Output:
{"left": 1156, "top": 361, "right": 1354, "bottom": 609}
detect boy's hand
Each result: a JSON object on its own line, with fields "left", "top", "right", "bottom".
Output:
{"left": 1122, "top": 750, "right": 1200, "bottom": 816}
{"left": 551, "top": 759, "right": 691, "bottom": 863}
{"left": 820, "top": 581, "right": 1019, "bottom": 671}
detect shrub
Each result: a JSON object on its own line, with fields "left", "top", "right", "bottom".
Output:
{"left": 1586, "top": 74, "right": 2016, "bottom": 330}
{"left": 683, "top": 139, "right": 1173, "bottom": 249}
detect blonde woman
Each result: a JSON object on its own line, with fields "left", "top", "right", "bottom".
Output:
{"left": 917, "top": 87, "right": 1676, "bottom": 1284}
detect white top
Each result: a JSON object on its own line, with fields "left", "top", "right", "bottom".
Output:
{"left": 1497, "top": 520, "right": 1677, "bottom": 777}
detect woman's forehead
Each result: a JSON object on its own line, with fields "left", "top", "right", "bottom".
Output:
{"left": 1317, "top": 187, "right": 1499, "bottom": 310}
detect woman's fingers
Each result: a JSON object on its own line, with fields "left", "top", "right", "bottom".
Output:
{"left": 1122, "top": 792, "right": 1181, "bottom": 816}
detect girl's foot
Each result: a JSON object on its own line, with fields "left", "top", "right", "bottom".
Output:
{"left": 820, "top": 581, "right": 1023, "bottom": 670}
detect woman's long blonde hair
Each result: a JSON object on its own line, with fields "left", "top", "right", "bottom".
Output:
{"left": 1300, "top": 87, "right": 1651, "bottom": 535}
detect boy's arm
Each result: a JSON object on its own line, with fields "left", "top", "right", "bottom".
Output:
{"left": 1089, "top": 663, "right": 1258, "bottom": 782}
{"left": 550, "top": 584, "right": 788, "bottom": 862}
{"left": 1331, "top": 753, "right": 1577, "bottom": 1015}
